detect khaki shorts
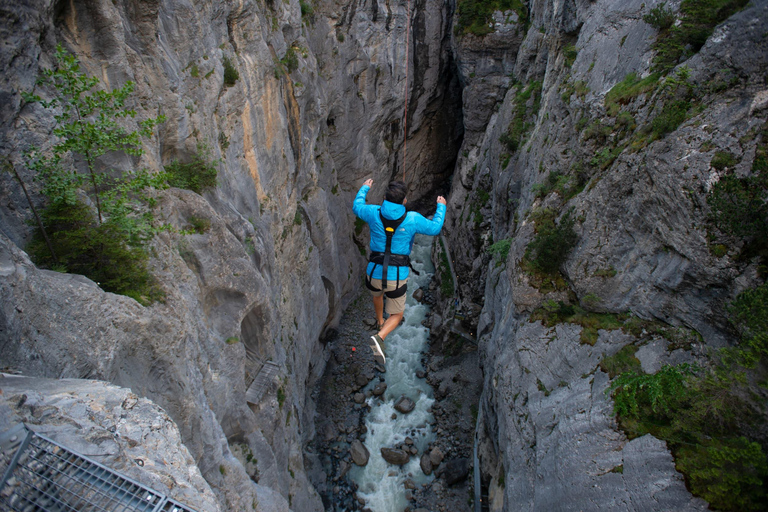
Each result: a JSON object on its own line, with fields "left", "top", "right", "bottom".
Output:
{"left": 368, "top": 278, "right": 408, "bottom": 315}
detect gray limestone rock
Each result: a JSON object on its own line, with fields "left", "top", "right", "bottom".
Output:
{"left": 0, "top": 375, "right": 220, "bottom": 512}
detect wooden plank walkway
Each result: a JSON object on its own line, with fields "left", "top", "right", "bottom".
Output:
{"left": 245, "top": 361, "right": 281, "bottom": 405}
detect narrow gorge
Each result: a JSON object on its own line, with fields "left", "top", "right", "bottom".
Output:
{"left": 1, "top": 1, "right": 767, "bottom": 512}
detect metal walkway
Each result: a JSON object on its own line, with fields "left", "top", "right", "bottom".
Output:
{"left": 245, "top": 361, "right": 281, "bottom": 405}
{"left": 0, "top": 424, "right": 198, "bottom": 512}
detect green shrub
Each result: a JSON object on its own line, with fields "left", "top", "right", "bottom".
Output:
{"left": 455, "top": 0, "right": 528, "bottom": 37}
{"left": 499, "top": 81, "right": 543, "bottom": 153}
{"left": 488, "top": 238, "right": 512, "bottom": 263}
{"left": 165, "top": 144, "right": 218, "bottom": 194}
{"left": 27, "top": 201, "right": 163, "bottom": 304}
{"left": 604, "top": 72, "right": 660, "bottom": 116}
{"left": 186, "top": 215, "right": 211, "bottom": 234}
{"left": 531, "top": 300, "right": 626, "bottom": 345}
{"left": 223, "top": 56, "right": 239, "bottom": 86}
{"left": 708, "top": 174, "right": 768, "bottom": 240}
{"left": 679, "top": 438, "right": 768, "bottom": 511}
{"left": 651, "top": 99, "right": 691, "bottom": 139}
{"left": 525, "top": 209, "right": 578, "bottom": 275}
{"left": 711, "top": 150, "right": 739, "bottom": 170}
{"left": 643, "top": 2, "right": 677, "bottom": 30}
{"left": 650, "top": 0, "right": 750, "bottom": 73}
{"left": 21, "top": 45, "right": 165, "bottom": 304}
{"left": 607, "top": 281, "right": 768, "bottom": 511}
{"left": 300, "top": 0, "right": 314, "bottom": 19}
{"left": 281, "top": 47, "right": 299, "bottom": 73}
{"left": 563, "top": 43, "right": 578, "bottom": 68}
{"left": 600, "top": 345, "right": 641, "bottom": 378}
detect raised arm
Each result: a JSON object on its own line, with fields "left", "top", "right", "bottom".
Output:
{"left": 352, "top": 179, "right": 376, "bottom": 220}
{"left": 415, "top": 196, "right": 447, "bottom": 236}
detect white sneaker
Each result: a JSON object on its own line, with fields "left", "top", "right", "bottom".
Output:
{"left": 369, "top": 335, "right": 386, "bottom": 365}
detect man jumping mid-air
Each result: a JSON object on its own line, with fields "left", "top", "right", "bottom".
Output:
{"left": 352, "top": 179, "right": 447, "bottom": 365}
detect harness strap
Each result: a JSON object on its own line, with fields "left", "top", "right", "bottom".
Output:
{"left": 377, "top": 209, "right": 407, "bottom": 286}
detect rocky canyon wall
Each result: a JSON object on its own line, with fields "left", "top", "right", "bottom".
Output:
{"left": 0, "top": 0, "right": 462, "bottom": 510}
{"left": 436, "top": 0, "right": 768, "bottom": 510}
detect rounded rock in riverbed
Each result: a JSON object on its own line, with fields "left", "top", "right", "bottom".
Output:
{"left": 420, "top": 453, "right": 433, "bottom": 475}
{"left": 372, "top": 381, "right": 387, "bottom": 396}
{"left": 350, "top": 439, "right": 370, "bottom": 466}
{"left": 429, "top": 446, "right": 444, "bottom": 466}
{"left": 353, "top": 392, "right": 366, "bottom": 404}
{"left": 381, "top": 447, "right": 410, "bottom": 465}
{"left": 394, "top": 395, "right": 416, "bottom": 414}
{"left": 412, "top": 288, "right": 425, "bottom": 302}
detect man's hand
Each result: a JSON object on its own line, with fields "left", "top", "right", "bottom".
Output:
{"left": 363, "top": 179, "right": 374, "bottom": 187}
{"left": 437, "top": 196, "right": 447, "bottom": 205}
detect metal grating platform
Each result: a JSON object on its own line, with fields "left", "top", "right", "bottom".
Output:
{"left": 245, "top": 361, "right": 281, "bottom": 405}
{"left": 0, "top": 425, "right": 199, "bottom": 512}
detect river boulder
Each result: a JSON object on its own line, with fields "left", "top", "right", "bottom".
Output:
{"left": 350, "top": 440, "right": 370, "bottom": 466}
{"left": 394, "top": 396, "right": 416, "bottom": 414}
{"left": 420, "top": 453, "right": 433, "bottom": 475}
{"left": 372, "top": 382, "right": 387, "bottom": 396}
{"left": 440, "top": 458, "right": 470, "bottom": 486}
{"left": 380, "top": 448, "right": 410, "bottom": 466}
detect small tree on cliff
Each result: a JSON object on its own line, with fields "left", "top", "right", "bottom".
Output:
{"left": 21, "top": 45, "right": 167, "bottom": 303}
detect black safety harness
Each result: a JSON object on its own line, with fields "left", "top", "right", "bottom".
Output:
{"left": 366, "top": 210, "right": 409, "bottom": 299}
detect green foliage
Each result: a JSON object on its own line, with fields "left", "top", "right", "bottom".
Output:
{"left": 608, "top": 282, "right": 768, "bottom": 511}
{"left": 679, "top": 438, "right": 768, "bottom": 511}
{"left": 708, "top": 174, "right": 768, "bottom": 241}
{"left": 649, "top": 0, "right": 750, "bottom": 73}
{"left": 455, "top": 0, "right": 528, "bottom": 37}
{"left": 354, "top": 217, "right": 366, "bottom": 236}
{"left": 280, "top": 47, "right": 299, "bottom": 73}
{"left": 488, "top": 237, "right": 512, "bottom": 264}
{"left": 610, "top": 363, "right": 694, "bottom": 419}
{"left": 643, "top": 2, "right": 677, "bottom": 30}
{"left": 532, "top": 170, "right": 580, "bottom": 201}
{"left": 186, "top": 215, "right": 211, "bottom": 234}
{"left": 223, "top": 56, "right": 239, "bottom": 86}
{"left": 593, "top": 266, "right": 617, "bottom": 278}
{"left": 277, "top": 386, "right": 286, "bottom": 408}
{"left": 524, "top": 208, "right": 578, "bottom": 275}
{"left": 563, "top": 43, "right": 578, "bottom": 68}
{"left": 651, "top": 98, "right": 691, "bottom": 139}
{"left": 300, "top": 0, "right": 314, "bottom": 19}
{"left": 499, "top": 81, "right": 543, "bottom": 153}
{"left": 531, "top": 299, "right": 626, "bottom": 345}
{"left": 22, "top": 45, "right": 165, "bottom": 304}
{"left": 710, "top": 150, "right": 739, "bottom": 170}
{"left": 189, "top": 64, "right": 200, "bottom": 78}
{"left": 218, "top": 132, "right": 230, "bottom": 150}
{"left": 604, "top": 72, "right": 660, "bottom": 116}
{"left": 27, "top": 201, "right": 163, "bottom": 304}
{"left": 165, "top": 144, "right": 219, "bottom": 194}
{"left": 707, "top": 122, "right": 768, "bottom": 263}
{"left": 600, "top": 345, "right": 641, "bottom": 378}
{"left": 226, "top": 336, "right": 240, "bottom": 344}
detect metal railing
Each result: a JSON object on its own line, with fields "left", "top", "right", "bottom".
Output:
{"left": 1, "top": 424, "right": 199, "bottom": 512}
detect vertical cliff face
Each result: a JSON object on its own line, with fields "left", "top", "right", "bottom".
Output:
{"left": 440, "top": 0, "right": 768, "bottom": 510}
{"left": 0, "top": 0, "right": 462, "bottom": 510}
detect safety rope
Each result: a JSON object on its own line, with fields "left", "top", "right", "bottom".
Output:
{"left": 402, "top": 0, "right": 411, "bottom": 183}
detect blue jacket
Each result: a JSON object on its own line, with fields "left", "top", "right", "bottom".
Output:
{"left": 353, "top": 184, "right": 446, "bottom": 280}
